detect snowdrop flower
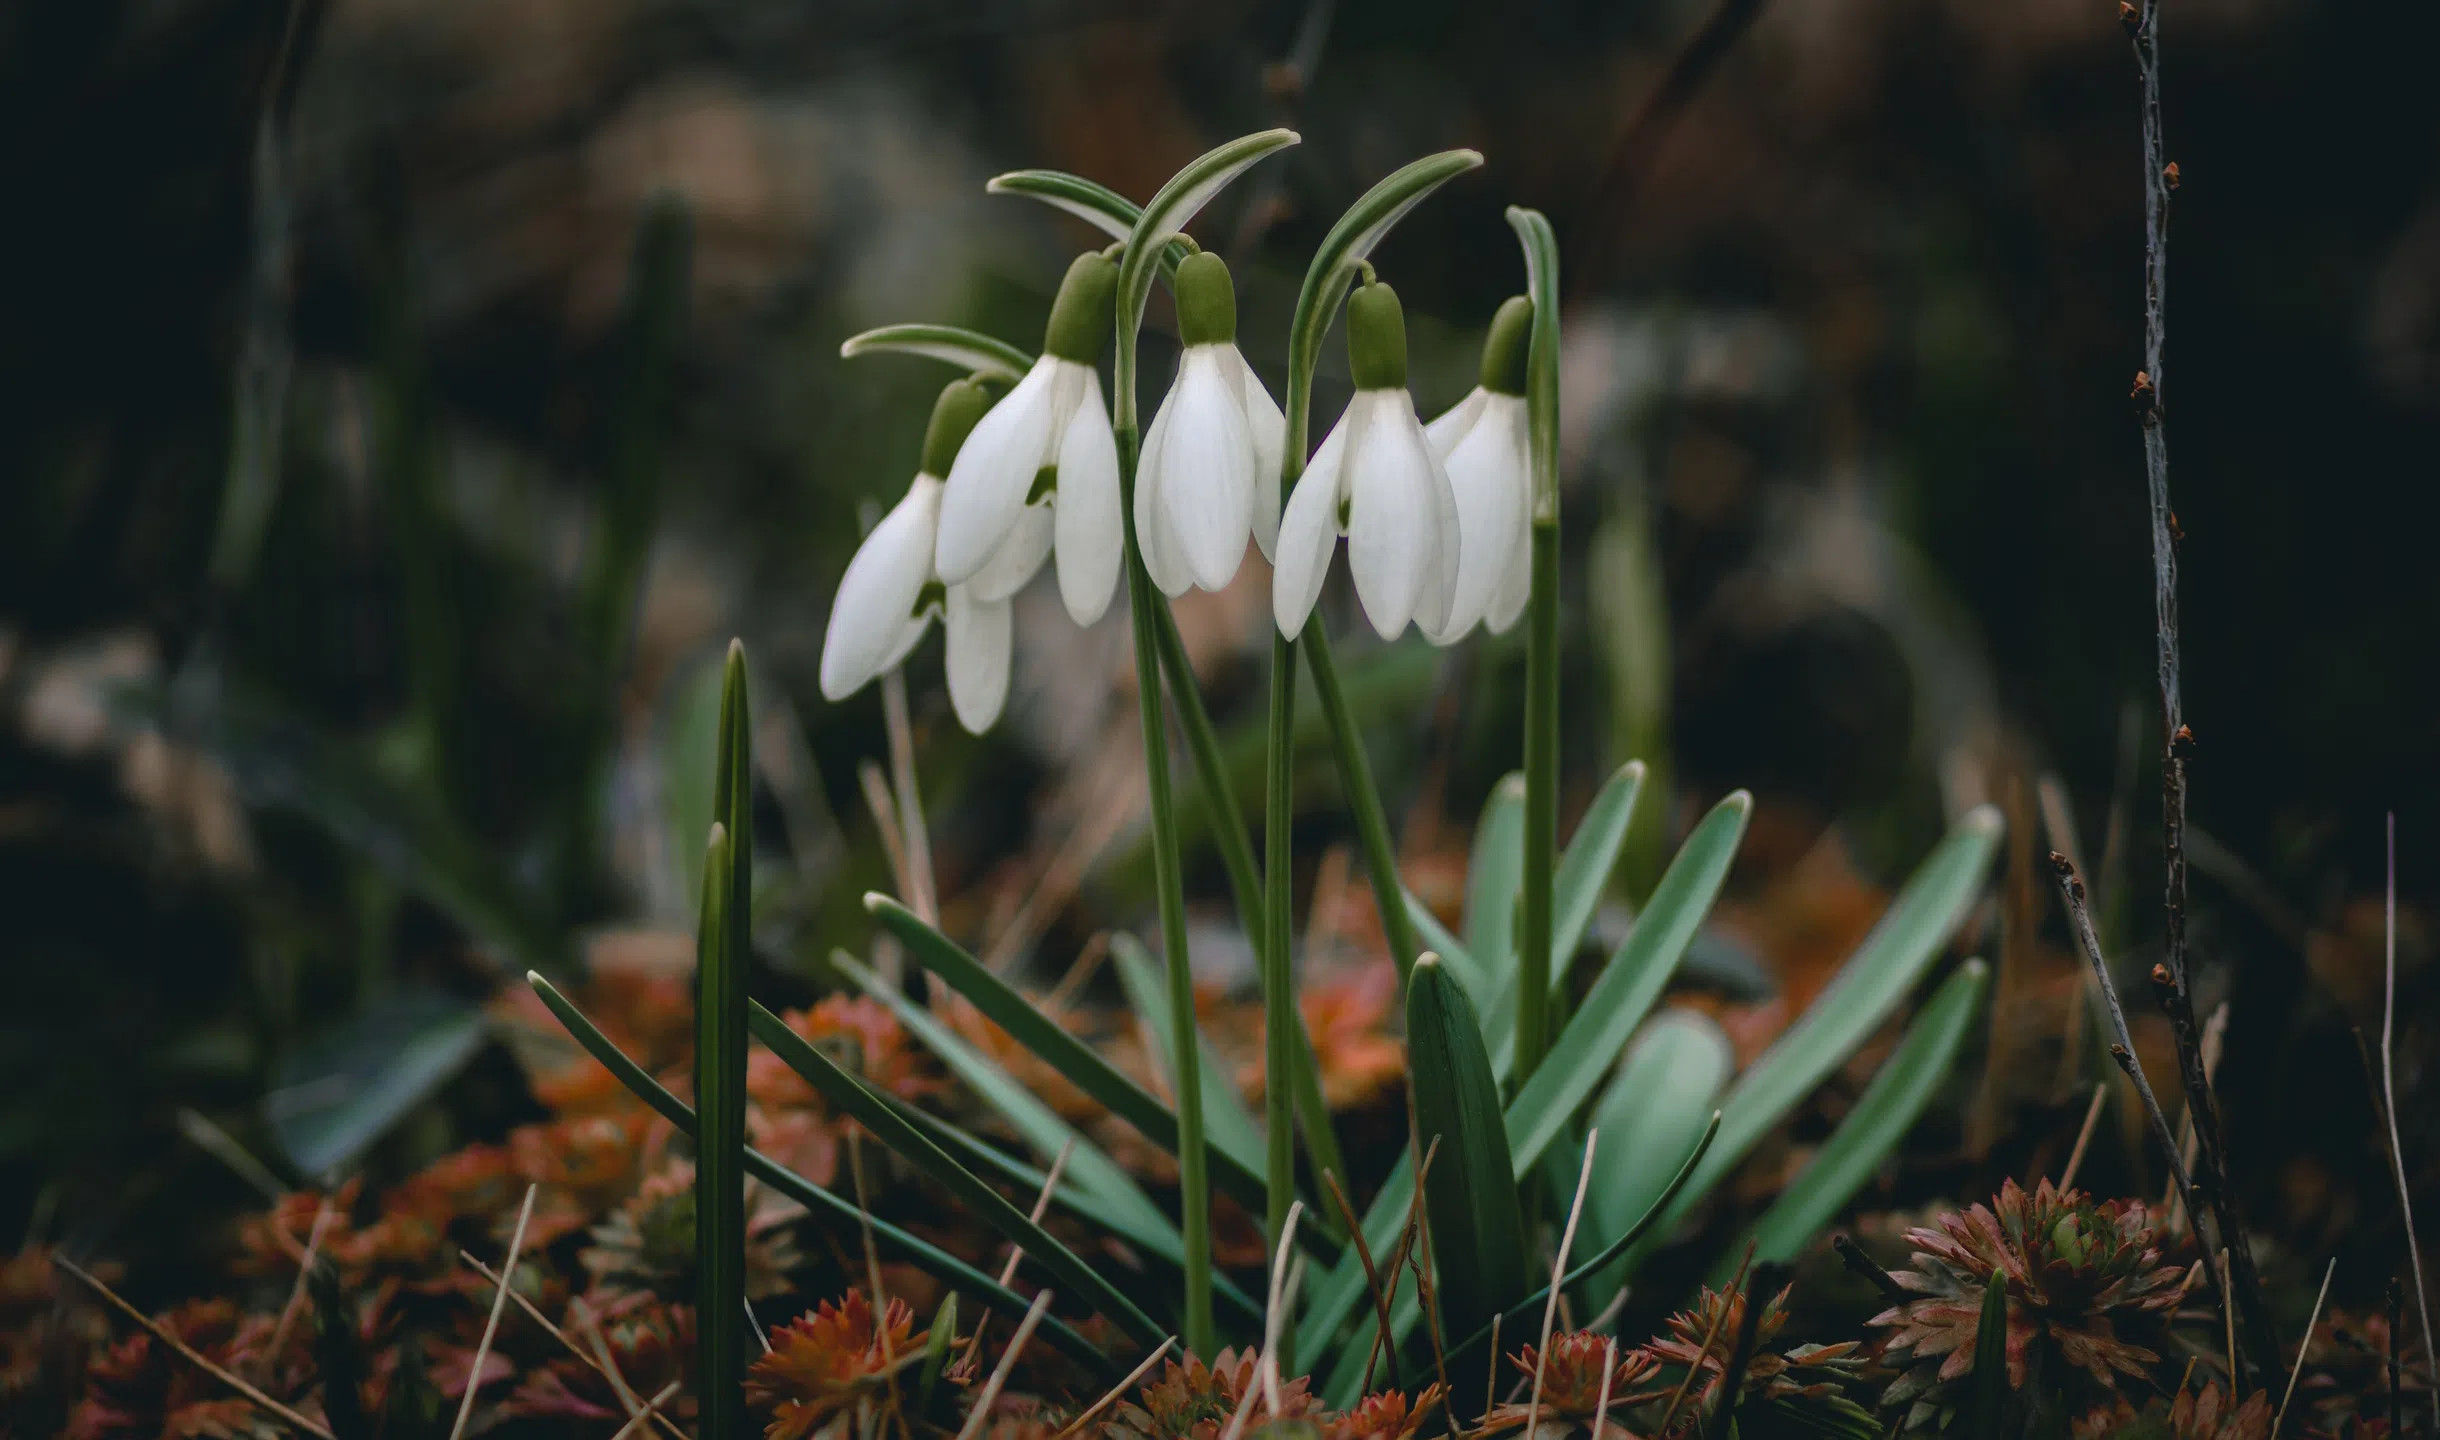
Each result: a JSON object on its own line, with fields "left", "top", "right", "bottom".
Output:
{"left": 1136, "top": 251, "right": 1285, "bottom": 596}
{"left": 1272, "top": 280, "right": 1463, "bottom": 641}
{"left": 934, "top": 252, "right": 1123, "bottom": 627}
{"left": 1421, "top": 294, "right": 1535, "bottom": 638}
{"left": 821, "top": 380, "right": 1025, "bottom": 734}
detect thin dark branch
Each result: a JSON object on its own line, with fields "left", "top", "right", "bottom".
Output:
{"left": 1705, "top": 1262, "right": 1786, "bottom": 1440}
{"left": 2050, "top": 857, "right": 2206, "bottom": 1255}
{"left": 1572, "top": 0, "right": 1772, "bottom": 289}
{"left": 1834, "top": 1235, "right": 1909, "bottom": 1308}
{"left": 2122, "top": 0, "right": 2279, "bottom": 1381}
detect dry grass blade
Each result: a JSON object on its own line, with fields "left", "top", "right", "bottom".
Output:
{"left": 468, "top": 1271, "right": 685, "bottom": 1440}
{"left": 845, "top": 1130, "right": 897, "bottom": 1380}
{"left": 2380, "top": 813, "right": 2440, "bottom": 1426}
{"left": 1589, "top": 1336, "right": 1621, "bottom": 1440}
{"left": 859, "top": 760, "right": 913, "bottom": 902}
{"left": 450, "top": 1182, "right": 538, "bottom": 1440}
{"left": 966, "top": 1137, "right": 1077, "bottom": 1369}
{"left": 173, "top": 1107, "right": 288, "bottom": 1202}
{"left": 1654, "top": 1244, "right": 1752, "bottom": 1437}
{"left": 1833, "top": 1235, "right": 1907, "bottom": 1305}
{"left": 610, "top": 1380, "right": 684, "bottom": 1440}
{"left": 1051, "top": 1338, "right": 1176, "bottom": 1440}
{"left": 56, "top": 1256, "right": 336, "bottom": 1440}
{"left": 2275, "top": 1257, "right": 2337, "bottom": 1436}
{"left": 1322, "top": 1168, "right": 1402, "bottom": 1394}
{"left": 880, "top": 665, "right": 938, "bottom": 927}
{"left": 952, "top": 1289, "right": 1054, "bottom": 1440}
{"left": 1525, "top": 1128, "right": 1599, "bottom": 1440}
{"left": 1263, "top": 1201, "right": 1306, "bottom": 1415}
{"left": 266, "top": 1193, "right": 336, "bottom": 1360}
{"left": 2059, "top": 1083, "right": 2108, "bottom": 1191}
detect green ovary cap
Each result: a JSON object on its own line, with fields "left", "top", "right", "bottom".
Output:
{"left": 920, "top": 378, "right": 995, "bottom": 477}
{"left": 1174, "top": 251, "right": 1238, "bottom": 347}
{"left": 1346, "top": 280, "right": 1409, "bottom": 390}
{"left": 1479, "top": 295, "right": 1533, "bottom": 395}
{"left": 1042, "top": 251, "right": 1120, "bottom": 364}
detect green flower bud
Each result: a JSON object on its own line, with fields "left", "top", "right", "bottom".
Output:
{"left": 919, "top": 378, "right": 995, "bottom": 478}
{"left": 1174, "top": 251, "right": 1238, "bottom": 347}
{"left": 1042, "top": 251, "right": 1120, "bottom": 365}
{"left": 1479, "top": 294, "right": 1533, "bottom": 396}
{"left": 1346, "top": 279, "right": 1408, "bottom": 391}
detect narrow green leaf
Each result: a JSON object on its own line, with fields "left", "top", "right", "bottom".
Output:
{"left": 1109, "top": 934, "right": 1266, "bottom": 1183}
{"left": 1505, "top": 207, "right": 1562, "bottom": 523}
{"left": 1626, "top": 804, "right": 2003, "bottom": 1273}
{"left": 1738, "top": 959, "right": 1990, "bottom": 1270}
{"left": 264, "top": 987, "right": 488, "bottom": 1180}
{"left": 1969, "top": 1270, "right": 2010, "bottom": 1435}
{"left": 1580, "top": 1010, "right": 1735, "bottom": 1296}
{"left": 1402, "top": 889, "right": 1490, "bottom": 1004}
{"left": 884, "top": 1089, "right": 1266, "bottom": 1327}
{"left": 868, "top": 896, "right": 1336, "bottom": 1250}
{"left": 1308, "top": 791, "right": 1748, "bottom": 1387}
{"left": 916, "top": 1292, "right": 957, "bottom": 1417}
{"left": 1405, "top": 953, "right": 1528, "bottom": 1415}
{"left": 838, "top": 323, "right": 1034, "bottom": 383}
{"left": 747, "top": 1000, "right": 1166, "bottom": 1346}
{"left": 831, "top": 951, "right": 1176, "bottom": 1239}
{"left": 1481, "top": 761, "right": 1649, "bottom": 1052}
{"left": 1113, "top": 131, "right": 1299, "bottom": 402}
{"left": 1463, "top": 774, "right": 1527, "bottom": 981}
{"left": 693, "top": 820, "right": 746, "bottom": 1440}
{"left": 521, "top": 971, "right": 1114, "bottom": 1376}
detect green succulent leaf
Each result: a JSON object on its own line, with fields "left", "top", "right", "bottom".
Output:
{"left": 1969, "top": 1269, "right": 2010, "bottom": 1435}
{"left": 1579, "top": 1009, "right": 1736, "bottom": 1296}
{"left": 1738, "top": 958, "right": 1991, "bottom": 1270}
{"left": 838, "top": 323, "right": 1034, "bottom": 383}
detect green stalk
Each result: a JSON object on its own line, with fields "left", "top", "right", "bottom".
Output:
{"left": 1299, "top": 621, "right": 1422, "bottom": 981}
{"left": 1261, "top": 624, "right": 1298, "bottom": 1360}
{"left": 1508, "top": 208, "right": 1563, "bottom": 1082}
{"left": 1110, "top": 129, "right": 1301, "bottom": 1356}
{"left": 695, "top": 641, "right": 752, "bottom": 1440}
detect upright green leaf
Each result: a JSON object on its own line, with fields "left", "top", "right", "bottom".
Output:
{"left": 1477, "top": 760, "right": 1648, "bottom": 1048}
{"left": 522, "top": 972, "right": 1114, "bottom": 1375}
{"left": 1109, "top": 934, "right": 1266, "bottom": 1187}
{"left": 747, "top": 1001, "right": 1165, "bottom": 1346}
{"left": 1737, "top": 959, "right": 1990, "bottom": 1270}
{"left": 1580, "top": 1010, "right": 1735, "bottom": 1296}
{"left": 693, "top": 819, "right": 745, "bottom": 1440}
{"left": 1969, "top": 1270, "right": 2010, "bottom": 1436}
{"left": 1623, "top": 805, "right": 2002, "bottom": 1274}
{"left": 1405, "top": 954, "right": 1528, "bottom": 1416}
{"left": 1464, "top": 774, "right": 1528, "bottom": 976}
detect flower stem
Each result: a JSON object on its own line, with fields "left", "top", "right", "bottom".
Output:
{"left": 1301, "top": 620, "right": 1424, "bottom": 983}
{"left": 1149, "top": 606, "right": 1349, "bottom": 1223}
{"left": 1516, "top": 521, "right": 1559, "bottom": 1080}
{"left": 1507, "top": 208, "right": 1564, "bottom": 1086}
{"left": 1117, "top": 427, "right": 1213, "bottom": 1355}
{"left": 1262, "top": 627, "right": 1299, "bottom": 1371}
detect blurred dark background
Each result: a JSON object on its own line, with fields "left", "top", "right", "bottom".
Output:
{"left": 2, "top": 0, "right": 2432, "bottom": 1311}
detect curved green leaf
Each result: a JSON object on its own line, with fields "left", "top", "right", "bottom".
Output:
{"left": 1108, "top": 934, "right": 1265, "bottom": 1184}
{"left": 1505, "top": 207, "right": 1561, "bottom": 524}
{"left": 1112, "top": 131, "right": 1299, "bottom": 417}
{"left": 1463, "top": 774, "right": 1527, "bottom": 981}
{"left": 1626, "top": 804, "right": 2003, "bottom": 1274}
{"left": 747, "top": 1000, "right": 1165, "bottom": 1347}
{"left": 1482, "top": 760, "right": 1649, "bottom": 1048}
{"left": 1581, "top": 1010, "right": 1734, "bottom": 1296}
{"left": 985, "top": 169, "right": 1193, "bottom": 283}
{"left": 1739, "top": 959, "right": 1989, "bottom": 1269}
{"left": 838, "top": 323, "right": 1033, "bottom": 383}
{"left": 520, "top": 971, "right": 1114, "bottom": 1375}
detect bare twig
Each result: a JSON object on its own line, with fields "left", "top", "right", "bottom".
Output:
{"left": 1525, "top": 1130, "right": 1600, "bottom": 1440}
{"left": 610, "top": 1380, "right": 684, "bottom": 1440}
{"left": 2379, "top": 814, "right": 2439, "bottom": 1425}
{"left": 1321, "top": 1168, "right": 1402, "bottom": 1395}
{"left": 174, "top": 1109, "right": 289, "bottom": 1202}
{"left": 265, "top": 1193, "right": 336, "bottom": 1361}
{"left": 2059, "top": 1083, "right": 2108, "bottom": 1192}
{"left": 859, "top": 760, "right": 913, "bottom": 900}
{"left": 449, "top": 1183, "right": 537, "bottom": 1440}
{"left": 2052, "top": 854, "right": 2208, "bottom": 1243}
{"left": 1706, "top": 1262, "right": 1785, "bottom": 1440}
{"left": 953, "top": 1290, "right": 1054, "bottom": 1440}
{"left": 1480, "top": 1314, "right": 1502, "bottom": 1427}
{"left": 1589, "top": 1336, "right": 1621, "bottom": 1440}
{"left": 1833, "top": 1235, "right": 1907, "bottom": 1307}
{"left": 1262, "top": 1202, "right": 1306, "bottom": 1414}
{"left": 2274, "top": 1257, "right": 2336, "bottom": 1437}
{"left": 1051, "top": 1338, "right": 1177, "bottom": 1440}
{"left": 964, "top": 1138, "right": 1075, "bottom": 1370}
{"left": 477, "top": 1280, "right": 687, "bottom": 1440}
{"left": 58, "top": 1256, "right": 335, "bottom": 1440}
{"left": 2122, "top": 0, "right": 2277, "bottom": 1380}
{"left": 1655, "top": 1244, "right": 1752, "bottom": 1438}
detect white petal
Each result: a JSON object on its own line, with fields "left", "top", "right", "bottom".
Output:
{"left": 1422, "top": 385, "right": 1491, "bottom": 462}
{"left": 1346, "top": 391, "right": 1452, "bottom": 640}
{"left": 1134, "top": 386, "right": 1194, "bottom": 597}
{"left": 965, "top": 504, "right": 1053, "bottom": 602}
{"left": 1052, "top": 371, "right": 1123, "bottom": 625}
{"left": 936, "top": 358, "right": 1061, "bottom": 584}
{"left": 1431, "top": 393, "right": 1530, "bottom": 642}
{"left": 821, "top": 476, "right": 942, "bottom": 700}
{"left": 1225, "top": 347, "right": 1287, "bottom": 561}
{"left": 1271, "top": 404, "right": 1353, "bottom": 638}
{"left": 942, "top": 586, "right": 1012, "bottom": 733}
{"left": 1154, "top": 346, "right": 1257, "bottom": 592}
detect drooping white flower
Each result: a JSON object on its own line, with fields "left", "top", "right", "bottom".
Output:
{"left": 1272, "top": 280, "right": 1463, "bottom": 640}
{"left": 1136, "top": 251, "right": 1285, "bottom": 596}
{"left": 821, "top": 380, "right": 1027, "bottom": 734}
{"left": 1421, "top": 294, "right": 1536, "bottom": 638}
{"left": 934, "top": 252, "right": 1123, "bottom": 627}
